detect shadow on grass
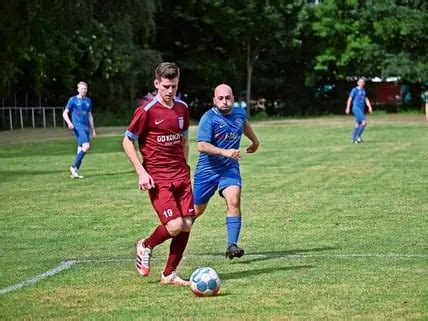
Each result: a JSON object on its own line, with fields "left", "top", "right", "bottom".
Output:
{"left": 91, "top": 170, "right": 134, "bottom": 177}
{"left": 0, "top": 169, "right": 134, "bottom": 181}
{"left": 0, "top": 169, "right": 66, "bottom": 179}
{"left": 198, "top": 247, "right": 336, "bottom": 264}
{"left": 220, "top": 265, "right": 313, "bottom": 281}
{"left": 0, "top": 137, "right": 123, "bottom": 158}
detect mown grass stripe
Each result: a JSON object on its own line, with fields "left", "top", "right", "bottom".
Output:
{"left": 2, "top": 253, "right": 426, "bottom": 295}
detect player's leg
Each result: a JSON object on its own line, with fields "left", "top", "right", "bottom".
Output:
{"left": 161, "top": 179, "right": 194, "bottom": 285}
{"left": 70, "top": 129, "right": 90, "bottom": 177}
{"left": 193, "top": 173, "right": 219, "bottom": 219}
{"left": 74, "top": 130, "right": 90, "bottom": 169}
{"left": 136, "top": 183, "right": 179, "bottom": 276}
{"left": 356, "top": 119, "right": 368, "bottom": 142}
{"left": 425, "top": 102, "right": 428, "bottom": 121}
{"left": 219, "top": 169, "right": 244, "bottom": 259}
{"left": 222, "top": 186, "right": 245, "bottom": 259}
{"left": 195, "top": 203, "right": 208, "bottom": 218}
{"left": 351, "top": 109, "right": 361, "bottom": 143}
{"left": 351, "top": 122, "right": 360, "bottom": 143}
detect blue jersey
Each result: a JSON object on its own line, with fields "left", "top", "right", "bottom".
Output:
{"left": 349, "top": 87, "right": 366, "bottom": 111}
{"left": 195, "top": 107, "right": 247, "bottom": 178}
{"left": 65, "top": 95, "right": 92, "bottom": 129}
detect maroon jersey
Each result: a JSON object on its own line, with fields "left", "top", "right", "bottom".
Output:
{"left": 125, "top": 97, "right": 190, "bottom": 182}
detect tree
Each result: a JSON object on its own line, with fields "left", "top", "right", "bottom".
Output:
{"left": 208, "top": 0, "right": 305, "bottom": 114}
{"left": 310, "top": 0, "right": 428, "bottom": 82}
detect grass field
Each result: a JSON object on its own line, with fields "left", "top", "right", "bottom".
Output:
{"left": 0, "top": 114, "right": 427, "bottom": 320}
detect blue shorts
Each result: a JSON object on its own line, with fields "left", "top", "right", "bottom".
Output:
{"left": 193, "top": 167, "right": 242, "bottom": 205}
{"left": 73, "top": 127, "right": 90, "bottom": 146}
{"left": 352, "top": 107, "right": 366, "bottom": 123}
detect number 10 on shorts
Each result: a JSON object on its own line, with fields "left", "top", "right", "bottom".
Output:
{"left": 163, "top": 208, "right": 173, "bottom": 218}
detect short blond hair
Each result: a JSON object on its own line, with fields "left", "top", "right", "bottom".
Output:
{"left": 77, "top": 81, "right": 88, "bottom": 88}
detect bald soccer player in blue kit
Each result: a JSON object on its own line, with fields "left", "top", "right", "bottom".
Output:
{"left": 193, "top": 84, "right": 260, "bottom": 259}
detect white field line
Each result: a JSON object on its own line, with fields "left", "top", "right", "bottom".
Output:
{"left": 1, "top": 253, "right": 427, "bottom": 295}
{"left": 0, "top": 260, "right": 77, "bottom": 296}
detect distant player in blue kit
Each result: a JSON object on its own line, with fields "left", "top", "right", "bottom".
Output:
{"left": 346, "top": 78, "right": 373, "bottom": 143}
{"left": 63, "top": 81, "right": 96, "bottom": 178}
{"left": 193, "top": 84, "right": 260, "bottom": 259}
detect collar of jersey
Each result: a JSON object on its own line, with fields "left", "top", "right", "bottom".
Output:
{"left": 156, "top": 95, "right": 175, "bottom": 109}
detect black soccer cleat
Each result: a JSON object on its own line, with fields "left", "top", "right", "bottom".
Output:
{"left": 225, "top": 244, "right": 245, "bottom": 259}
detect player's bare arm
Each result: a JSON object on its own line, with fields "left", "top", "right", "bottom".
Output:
{"left": 62, "top": 109, "right": 74, "bottom": 129}
{"left": 88, "top": 112, "right": 96, "bottom": 137}
{"left": 197, "top": 141, "right": 241, "bottom": 160}
{"left": 366, "top": 98, "right": 373, "bottom": 113}
{"left": 243, "top": 121, "right": 259, "bottom": 153}
{"left": 182, "top": 135, "right": 190, "bottom": 164}
{"left": 345, "top": 97, "right": 352, "bottom": 114}
{"left": 122, "top": 136, "right": 155, "bottom": 190}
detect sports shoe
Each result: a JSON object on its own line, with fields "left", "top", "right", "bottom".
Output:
{"left": 357, "top": 137, "right": 364, "bottom": 143}
{"left": 135, "top": 239, "right": 151, "bottom": 276}
{"left": 225, "top": 244, "right": 245, "bottom": 259}
{"left": 69, "top": 166, "right": 82, "bottom": 178}
{"left": 351, "top": 140, "right": 360, "bottom": 144}
{"left": 160, "top": 271, "right": 190, "bottom": 286}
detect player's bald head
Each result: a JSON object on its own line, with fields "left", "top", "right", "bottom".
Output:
{"left": 213, "top": 84, "right": 234, "bottom": 114}
{"left": 214, "top": 84, "right": 233, "bottom": 97}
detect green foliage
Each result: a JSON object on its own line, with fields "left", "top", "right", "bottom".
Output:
{"left": 310, "top": 0, "right": 428, "bottom": 82}
{"left": 0, "top": 0, "right": 427, "bottom": 118}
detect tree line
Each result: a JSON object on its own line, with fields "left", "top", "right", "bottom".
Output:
{"left": 1, "top": 0, "right": 427, "bottom": 122}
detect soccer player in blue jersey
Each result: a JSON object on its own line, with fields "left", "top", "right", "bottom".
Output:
{"left": 345, "top": 78, "right": 373, "bottom": 143}
{"left": 193, "top": 84, "right": 260, "bottom": 259}
{"left": 63, "top": 81, "right": 96, "bottom": 178}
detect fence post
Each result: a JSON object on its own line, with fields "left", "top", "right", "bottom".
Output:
{"left": 19, "top": 108, "right": 23, "bottom": 129}
{"left": 42, "top": 107, "right": 46, "bottom": 128}
{"left": 53, "top": 108, "right": 56, "bottom": 128}
{"left": 9, "top": 108, "right": 13, "bottom": 130}
{"left": 32, "top": 108, "right": 35, "bottom": 128}
{"left": 1, "top": 98, "right": 4, "bottom": 128}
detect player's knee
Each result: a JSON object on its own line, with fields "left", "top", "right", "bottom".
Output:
{"left": 227, "top": 197, "right": 240, "bottom": 210}
{"left": 182, "top": 217, "right": 193, "bottom": 232}
{"left": 82, "top": 143, "right": 90, "bottom": 152}
{"left": 165, "top": 219, "right": 184, "bottom": 236}
{"left": 227, "top": 207, "right": 241, "bottom": 216}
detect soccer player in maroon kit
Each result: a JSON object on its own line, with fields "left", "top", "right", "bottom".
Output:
{"left": 123, "top": 62, "right": 194, "bottom": 286}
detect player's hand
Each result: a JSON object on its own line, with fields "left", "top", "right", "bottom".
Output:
{"left": 345, "top": 108, "right": 350, "bottom": 115}
{"left": 67, "top": 123, "right": 74, "bottom": 130}
{"left": 92, "top": 129, "right": 96, "bottom": 138}
{"left": 246, "top": 142, "right": 259, "bottom": 153}
{"left": 222, "top": 149, "right": 241, "bottom": 160}
{"left": 138, "top": 171, "right": 155, "bottom": 190}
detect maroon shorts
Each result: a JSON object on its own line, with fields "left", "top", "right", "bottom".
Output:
{"left": 148, "top": 177, "right": 195, "bottom": 224}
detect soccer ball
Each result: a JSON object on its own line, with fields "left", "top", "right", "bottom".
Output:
{"left": 190, "top": 267, "right": 221, "bottom": 297}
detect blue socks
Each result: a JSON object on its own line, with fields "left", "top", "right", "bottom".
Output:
{"left": 72, "top": 150, "right": 86, "bottom": 169}
{"left": 357, "top": 124, "right": 366, "bottom": 139}
{"left": 226, "top": 216, "right": 242, "bottom": 247}
{"left": 352, "top": 127, "right": 359, "bottom": 142}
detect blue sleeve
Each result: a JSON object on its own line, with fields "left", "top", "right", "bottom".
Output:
{"left": 197, "top": 112, "right": 213, "bottom": 142}
{"left": 65, "top": 97, "right": 74, "bottom": 111}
